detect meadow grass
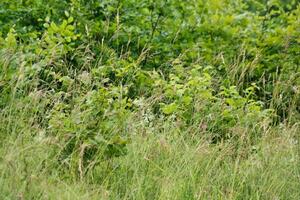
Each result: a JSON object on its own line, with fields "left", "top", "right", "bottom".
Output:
{"left": 0, "top": 101, "right": 299, "bottom": 199}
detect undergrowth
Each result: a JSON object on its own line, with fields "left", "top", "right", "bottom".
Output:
{"left": 0, "top": 0, "right": 299, "bottom": 199}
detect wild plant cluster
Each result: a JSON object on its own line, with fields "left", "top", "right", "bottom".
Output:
{"left": 0, "top": 0, "right": 299, "bottom": 199}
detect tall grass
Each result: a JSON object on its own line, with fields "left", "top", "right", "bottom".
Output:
{"left": 0, "top": 92, "right": 299, "bottom": 199}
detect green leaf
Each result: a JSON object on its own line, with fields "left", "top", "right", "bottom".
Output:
{"left": 162, "top": 103, "right": 178, "bottom": 115}
{"left": 68, "top": 17, "right": 74, "bottom": 23}
{"left": 64, "top": 10, "right": 70, "bottom": 17}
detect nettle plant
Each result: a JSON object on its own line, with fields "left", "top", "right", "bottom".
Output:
{"left": 152, "top": 62, "right": 273, "bottom": 141}
{"left": 41, "top": 16, "right": 81, "bottom": 55}
{"left": 44, "top": 48, "right": 156, "bottom": 175}
{"left": 156, "top": 64, "right": 213, "bottom": 119}
{"left": 47, "top": 85, "right": 131, "bottom": 174}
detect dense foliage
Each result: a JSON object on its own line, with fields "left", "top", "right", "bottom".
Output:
{"left": 0, "top": 0, "right": 299, "bottom": 199}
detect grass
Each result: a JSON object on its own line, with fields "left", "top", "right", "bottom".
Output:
{"left": 0, "top": 100, "right": 299, "bottom": 199}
